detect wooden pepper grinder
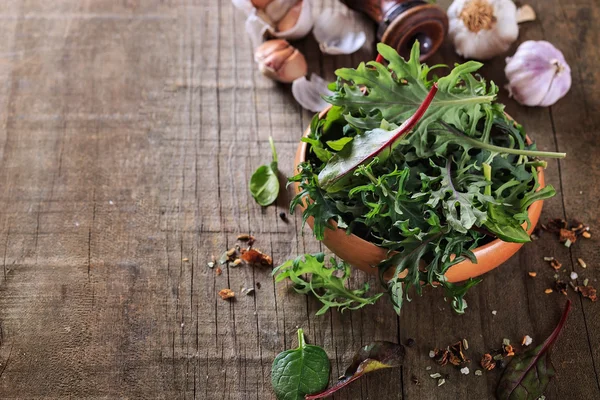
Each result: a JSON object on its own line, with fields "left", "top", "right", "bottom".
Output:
{"left": 341, "top": 0, "right": 448, "bottom": 61}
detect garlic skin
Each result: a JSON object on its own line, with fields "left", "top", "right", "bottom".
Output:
{"left": 448, "top": 0, "right": 518, "bottom": 60}
{"left": 312, "top": 8, "right": 368, "bottom": 55}
{"left": 254, "top": 40, "right": 307, "bottom": 83}
{"left": 505, "top": 41, "right": 571, "bottom": 107}
{"left": 291, "top": 74, "right": 333, "bottom": 112}
{"left": 276, "top": 1, "right": 302, "bottom": 33}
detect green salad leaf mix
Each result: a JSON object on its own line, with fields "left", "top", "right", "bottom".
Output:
{"left": 286, "top": 42, "right": 566, "bottom": 314}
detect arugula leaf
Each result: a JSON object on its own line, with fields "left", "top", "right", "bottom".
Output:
{"left": 305, "top": 341, "right": 405, "bottom": 399}
{"left": 326, "top": 42, "right": 497, "bottom": 142}
{"left": 273, "top": 253, "right": 383, "bottom": 315}
{"left": 484, "top": 204, "right": 531, "bottom": 243}
{"left": 497, "top": 300, "right": 572, "bottom": 400}
{"left": 318, "top": 83, "right": 439, "bottom": 190}
{"left": 271, "top": 329, "right": 330, "bottom": 400}
{"left": 326, "top": 137, "right": 353, "bottom": 151}
{"left": 250, "top": 136, "right": 280, "bottom": 206}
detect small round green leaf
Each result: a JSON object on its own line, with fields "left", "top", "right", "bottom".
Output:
{"left": 271, "top": 329, "right": 330, "bottom": 400}
{"left": 249, "top": 164, "right": 279, "bottom": 206}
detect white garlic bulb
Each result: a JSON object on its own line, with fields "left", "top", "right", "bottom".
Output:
{"left": 448, "top": 0, "right": 518, "bottom": 60}
{"left": 505, "top": 41, "right": 571, "bottom": 107}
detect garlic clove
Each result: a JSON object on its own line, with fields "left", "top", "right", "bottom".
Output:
{"left": 312, "top": 8, "right": 367, "bottom": 55}
{"left": 251, "top": 0, "right": 275, "bottom": 9}
{"left": 264, "top": 0, "right": 298, "bottom": 22}
{"left": 291, "top": 74, "right": 333, "bottom": 112}
{"left": 505, "top": 40, "right": 571, "bottom": 107}
{"left": 255, "top": 40, "right": 307, "bottom": 83}
{"left": 254, "top": 39, "right": 290, "bottom": 63}
{"left": 276, "top": 1, "right": 302, "bottom": 32}
{"left": 270, "top": 0, "right": 313, "bottom": 40}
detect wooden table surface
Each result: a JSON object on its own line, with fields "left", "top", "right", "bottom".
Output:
{"left": 0, "top": 0, "right": 598, "bottom": 399}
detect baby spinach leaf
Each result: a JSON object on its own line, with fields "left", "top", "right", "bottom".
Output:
{"left": 326, "top": 137, "right": 353, "bottom": 151}
{"left": 273, "top": 253, "right": 383, "bottom": 316}
{"left": 250, "top": 136, "right": 280, "bottom": 206}
{"left": 318, "top": 83, "right": 439, "bottom": 190}
{"left": 305, "top": 341, "right": 405, "bottom": 399}
{"left": 484, "top": 204, "right": 531, "bottom": 243}
{"left": 271, "top": 329, "right": 330, "bottom": 400}
{"left": 497, "top": 300, "right": 572, "bottom": 400}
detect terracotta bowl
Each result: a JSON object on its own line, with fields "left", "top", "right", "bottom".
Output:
{"left": 292, "top": 107, "right": 544, "bottom": 283}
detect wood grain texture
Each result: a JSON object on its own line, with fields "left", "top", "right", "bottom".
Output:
{"left": 0, "top": 0, "right": 597, "bottom": 399}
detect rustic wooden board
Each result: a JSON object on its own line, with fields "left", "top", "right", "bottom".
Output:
{"left": 0, "top": 0, "right": 598, "bottom": 399}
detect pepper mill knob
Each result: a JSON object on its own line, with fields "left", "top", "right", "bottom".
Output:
{"left": 341, "top": 0, "right": 448, "bottom": 61}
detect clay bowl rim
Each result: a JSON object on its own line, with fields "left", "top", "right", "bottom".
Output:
{"left": 293, "top": 106, "right": 545, "bottom": 283}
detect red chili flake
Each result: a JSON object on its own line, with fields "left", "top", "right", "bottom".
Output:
{"left": 548, "top": 259, "right": 562, "bottom": 271}
{"left": 502, "top": 344, "right": 515, "bottom": 357}
{"left": 433, "top": 348, "right": 450, "bottom": 366}
{"left": 480, "top": 354, "right": 495, "bottom": 371}
{"left": 215, "top": 267, "right": 222, "bottom": 276}
{"left": 576, "top": 285, "right": 598, "bottom": 302}
{"left": 218, "top": 288, "right": 234, "bottom": 300}
{"left": 559, "top": 228, "right": 577, "bottom": 245}
{"left": 241, "top": 248, "right": 273, "bottom": 267}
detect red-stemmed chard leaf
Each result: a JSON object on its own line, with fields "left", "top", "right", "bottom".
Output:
{"left": 496, "top": 300, "right": 572, "bottom": 400}
{"left": 305, "top": 341, "right": 405, "bottom": 399}
{"left": 317, "top": 83, "right": 438, "bottom": 191}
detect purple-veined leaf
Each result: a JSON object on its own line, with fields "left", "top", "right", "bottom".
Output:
{"left": 317, "top": 84, "right": 438, "bottom": 191}
{"left": 496, "top": 300, "right": 572, "bottom": 400}
{"left": 305, "top": 341, "right": 405, "bottom": 399}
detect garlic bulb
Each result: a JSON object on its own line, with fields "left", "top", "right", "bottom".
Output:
{"left": 505, "top": 41, "right": 571, "bottom": 107}
{"left": 448, "top": 0, "right": 518, "bottom": 60}
{"left": 254, "top": 39, "right": 307, "bottom": 83}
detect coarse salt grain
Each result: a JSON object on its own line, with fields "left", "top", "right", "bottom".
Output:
{"left": 570, "top": 271, "right": 579, "bottom": 280}
{"left": 475, "top": 370, "right": 483, "bottom": 376}
{"left": 460, "top": 367, "right": 470, "bottom": 375}
{"left": 429, "top": 350, "right": 436, "bottom": 358}
{"left": 492, "top": 310, "right": 497, "bottom": 316}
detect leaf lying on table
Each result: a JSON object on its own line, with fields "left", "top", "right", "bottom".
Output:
{"left": 249, "top": 136, "right": 280, "bottom": 206}
{"left": 272, "top": 253, "right": 383, "bottom": 315}
{"left": 305, "top": 341, "right": 405, "bottom": 399}
{"left": 496, "top": 300, "right": 572, "bottom": 400}
{"left": 271, "top": 329, "right": 330, "bottom": 400}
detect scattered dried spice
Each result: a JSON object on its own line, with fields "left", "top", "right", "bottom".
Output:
{"left": 543, "top": 256, "right": 554, "bottom": 262}
{"left": 530, "top": 227, "right": 541, "bottom": 240}
{"left": 583, "top": 278, "right": 589, "bottom": 287}
{"left": 554, "top": 280, "right": 568, "bottom": 295}
{"left": 411, "top": 375, "right": 420, "bottom": 385}
{"left": 522, "top": 335, "right": 533, "bottom": 346}
{"left": 256, "top": 281, "right": 262, "bottom": 289}
{"left": 241, "top": 248, "right": 273, "bottom": 267}
{"left": 576, "top": 285, "right": 598, "bottom": 302}
{"left": 226, "top": 248, "right": 236, "bottom": 257}
{"left": 431, "top": 341, "right": 470, "bottom": 368}
{"left": 207, "top": 261, "right": 215, "bottom": 269}
{"left": 542, "top": 218, "right": 591, "bottom": 246}
{"left": 437, "top": 378, "right": 446, "bottom": 387}
{"left": 544, "top": 288, "right": 553, "bottom": 294}
{"left": 528, "top": 272, "right": 537, "bottom": 277}
{"left": 430, "top": 373, "right": 442, "bottom": 379}
{"left": 182, "top": 257, "right": 189, "bottom": 262}
{"left": 232, "top": 258, "right": 243, "bottom": 267}
{"left": 502, "top": 344, "right": 515, "bottom": 357}
{"left": 218, "top": 288, "right": 235, "bottom": 300}
{"left": 570, "top": 271, "right": 578, "bottom": 280}
{"left": 279, "top": 212, "right": 288, "bottom": 222}
{"left": 462, "top": 339, "right": 469, "bottom": 350}
{"left": 215, "top": 267, "right": 222, "bottom": 276}
{"left": 481, "top": 354, "right": 496, "bottom": 371}
{"left": 241, "top": 287, "right": 255, "bottom": 296}
{"left": 406, "top": 338, "right": 416, "bottom": 348}
{"left": 237, "top": 234, "right": 256, "bottom": 246}
{"left": 577, "top": 258, "right": 587, "bottom": 269}
{"left": 475, "top": 369, "right": 483, "bottom": 376}
{"left": 460, "top": 367, "right": 470, "bottom": 375}
{"left": 547, "top": 258, "right": 562, "bottom": 271}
